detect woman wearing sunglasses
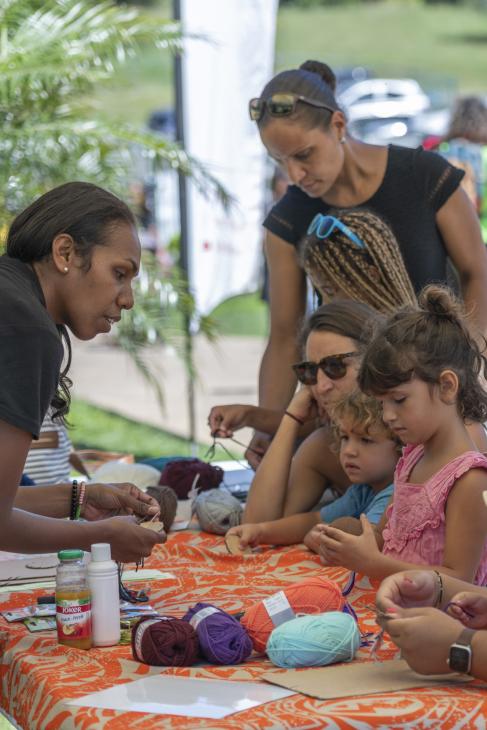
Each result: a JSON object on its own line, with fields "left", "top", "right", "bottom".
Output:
{"left": 209, "top": 299, "right": 384, "bottom": 523}
{"left": 245, "top": 59, "right": 487, "bottom": 469}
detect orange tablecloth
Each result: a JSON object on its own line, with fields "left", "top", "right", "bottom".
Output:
{"left": 1, "top": 530, "right": 486, "bottom": 729}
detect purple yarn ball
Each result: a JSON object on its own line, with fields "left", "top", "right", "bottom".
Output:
{"left": 183, "top": 602, "right": 252, "bottom": 665}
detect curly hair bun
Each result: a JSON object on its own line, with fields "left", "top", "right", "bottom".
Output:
{"left": 299, "top": 60, "right": 336, "bottom": 92}
{"left": 418, "top": 284, "right": 463, "bottom": 320}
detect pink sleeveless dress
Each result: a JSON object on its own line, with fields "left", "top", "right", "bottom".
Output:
{"left": 382, "top": 444, "right": 487, "bottom": 585}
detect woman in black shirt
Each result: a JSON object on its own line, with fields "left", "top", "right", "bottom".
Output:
{"left": 246, "top": 60, "right": 487, "bottom": 467}
{"left": 0, "top": 182, "right": 165, "bottom": 561}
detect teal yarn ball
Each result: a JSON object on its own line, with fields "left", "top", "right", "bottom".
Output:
{"left": 266, "top": 611, "right": 360, "bottom": 668}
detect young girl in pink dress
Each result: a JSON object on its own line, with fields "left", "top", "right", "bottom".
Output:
{"left": 318, "top": 285, "right": 487, "bottom": 585}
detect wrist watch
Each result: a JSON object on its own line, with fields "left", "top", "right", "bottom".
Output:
{"left": 448, "top": 627, "right": 475, "bottom": 674}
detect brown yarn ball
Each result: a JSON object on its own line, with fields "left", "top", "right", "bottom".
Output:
{"left": 131, "top": 616, "right": 200, "bottom": 666}
{"left": 145, "top": 485, "right": 178, "bottom": 531}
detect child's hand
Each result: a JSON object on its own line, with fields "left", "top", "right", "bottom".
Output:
{"left": 447, "top": 592, "right": 487, "bottom": 629}
{"left": 317, "top": 514, "right": 380, "bottom": 573}
{"left": 286, "top": 387, "right": 319, "bottom": 424}
{"left": 376, "top": 570, "right": 440, "bottom": 613}
{"left": 303, "top": 523, "right": 326, "bottom": 554}
{"left": 225, "top": 523, "right": 264, "bottom": 549}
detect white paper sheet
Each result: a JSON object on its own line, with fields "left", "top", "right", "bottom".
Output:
{"left": 67, "top": 674, "right": 295, "bottom": 719}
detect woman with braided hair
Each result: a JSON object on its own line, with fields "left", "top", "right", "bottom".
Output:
{"left": 244, "top": 59, "right": 487, "bottom": 469}
{"left": 299, "top": 209, "right": 416, "bottom": 313}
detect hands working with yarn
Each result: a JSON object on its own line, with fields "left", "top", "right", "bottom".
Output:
{"left": 378, "top": 606, "right": 467, "bottom": 675}
{"left": 317, "top": 513, "right": 380, "bottom": 570}
{"left": 377, "top": 569, "right": 487, "bottom": 628}
{"left": 82, "top": 482, "right": 160, "bottom": 521}
{"left": 375, "top": 570, "right": 487, "bottom": 679}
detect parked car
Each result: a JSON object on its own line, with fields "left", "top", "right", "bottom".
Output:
{"left": 349, "top": 107, "right": 450, "bottom": 148}
{"left": 339, "top": 78, "right": 431, "bottom": 123}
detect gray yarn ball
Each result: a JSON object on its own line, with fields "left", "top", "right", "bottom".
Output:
{"left": 193, "top": 488, "right": 242, "bottom": 535}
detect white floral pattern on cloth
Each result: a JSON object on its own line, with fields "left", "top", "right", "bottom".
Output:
{"left": 383, "top": 444, "right": 487, "bottom": 584}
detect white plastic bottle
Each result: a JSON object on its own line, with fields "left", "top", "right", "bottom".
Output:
{"left": 87, "top": 543, "right": 120, "bottom": 647}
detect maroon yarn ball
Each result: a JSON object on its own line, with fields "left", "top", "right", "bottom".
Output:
{"left": 183, "top": 602, "right": 252, "bottom": 665}
{"left": 131, "top": 616, "right": 200, "bottom": 666}
{"left": 159, "top": 459, "right": 223, "bottom": 499}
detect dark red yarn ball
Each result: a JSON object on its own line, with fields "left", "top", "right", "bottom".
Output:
{"left": 159, "top": 459, "right": 223, "bottom": 500}
{"left": 131, "top": 616, "right": 200, "bottom": 667}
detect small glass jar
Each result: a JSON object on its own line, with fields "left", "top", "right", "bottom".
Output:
{"left": 55, "top": 549, "right": 92, "bottom": 650}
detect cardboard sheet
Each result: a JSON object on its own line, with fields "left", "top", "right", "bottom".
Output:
{"left": 0, "top": 554, "right": 58, "bottom": 586}
{"left": 262, "top": 659, "right": 473, "bottom": 701}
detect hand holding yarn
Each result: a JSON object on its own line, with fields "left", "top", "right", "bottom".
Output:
{"left": 446, "top": 591, "right": 487, "bottom": 629}
{"left": 266, "top": 611, "right": 360, "bottom": 668}
{"left": 318, "top": 514, "right": 380, "bottom": 572}
{"left": 144, "top": 484, "right": 178, "bottom": 532}
{"left": 376, "top": 570, "right": 440, "bottom": 614}
{"left": 207, "top": 403, "right": 253, "bottom": 438}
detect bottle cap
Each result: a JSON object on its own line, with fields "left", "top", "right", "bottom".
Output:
{"left": 91, "top": 543, "right": 112, "bottom": 562}
{"left": 58, "top": 549, "right": 83, "bottom": 561}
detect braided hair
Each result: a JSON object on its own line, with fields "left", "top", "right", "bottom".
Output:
{"left": 298, "top": 208, "right": 416, "bottom": 313}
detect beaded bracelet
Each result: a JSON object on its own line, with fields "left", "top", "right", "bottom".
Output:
{"left": 75, "top": 482, "right": 86, "bottom": 521}
{"left": 433, "top": 570, "right": 444, "bottom": 608}
{"left": 69, "top": 480, "right": 79, "bottom": 521}
{"left": 284, "top": 410, "right": 304, "bottom": 426}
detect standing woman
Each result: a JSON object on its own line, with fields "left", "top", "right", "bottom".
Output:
{"left": 247, "top": 60, "right": 487, "bottom": 466}
{"left": 0, "top": 182, "right": 165, "bottom": 561}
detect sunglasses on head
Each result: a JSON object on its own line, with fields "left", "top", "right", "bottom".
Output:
{"left": 248, "top": 93, "right": 336, "bottom": 122}
{"left": 292, "top": 352, "right": 358, "bottom": 385}
{"left": 307, "top": 214, "right": 365, "bottom": 249}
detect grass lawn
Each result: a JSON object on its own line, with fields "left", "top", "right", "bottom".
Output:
{"left": 210, "top": 292, "right": 269, "bottom": 338}
{"left": 277, "top": 2, "right": 487, "bottom": 95}
{"left": 87, "top": 1, "right": 487, "bottom": 128}
{"left": 69, "top": 398, "right": 211, "bottom": 460}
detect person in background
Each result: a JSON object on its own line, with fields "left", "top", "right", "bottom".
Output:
{"left": 225, "top": 390, "right": 399, "bottom": 551}
{"left": 376, "top": 569, "right": 487, "bottom": 679}
{"left": 245, "top": 60, "right": 487, "bottom": 468}
{"left": 1, "top": 181, "right": 165, "bottom": 561}
{"left": 23, "top": 406, "right": 89, "bottom": 485}
{"left": 436, "top": 96, "right": 487, "bottom": 241}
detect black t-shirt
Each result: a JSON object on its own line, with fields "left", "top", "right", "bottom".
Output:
{"left": 0, "top": 256, "right": 63, "bottom": 438}
{"left": 263, "top": 145, "right": 464, "bottom": 293}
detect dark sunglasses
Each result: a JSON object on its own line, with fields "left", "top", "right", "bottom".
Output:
{"left": 307, "top": 214, "right": 365, "bottom": 249}
{"left": 249, "top": 93, "right": 336, "bottom": 122}
{"left": 292, "top": 352, "right": 358, "bottom": 385}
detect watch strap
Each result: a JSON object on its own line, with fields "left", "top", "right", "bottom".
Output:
{"left": 454, "top": 627, "right": 476, "bottom": 648}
